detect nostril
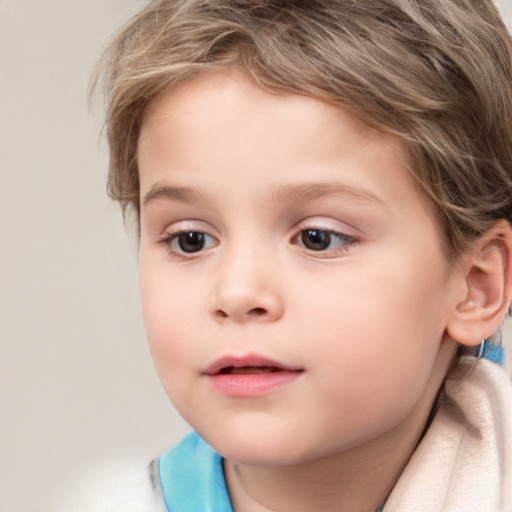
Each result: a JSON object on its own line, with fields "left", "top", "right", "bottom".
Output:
{"left": 249, "top": 307, "right": 267, "bottom": 316}
{"left": 213, "top": 307, "right": 265, "bottom": 320}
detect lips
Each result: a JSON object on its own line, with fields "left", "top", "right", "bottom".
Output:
{"left": 204, "top": 354, "right": 303, "bottom": 397}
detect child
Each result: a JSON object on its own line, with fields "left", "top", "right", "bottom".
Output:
{"left": 84, "top": 0, "right": 512, "bottom": 510}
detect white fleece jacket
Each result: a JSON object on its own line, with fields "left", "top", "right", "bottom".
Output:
{"left": 385, "top": 357, "right": 512, "bottom": 511}
{"left": 61, "top": 357, "right": 512, "bottom": 512}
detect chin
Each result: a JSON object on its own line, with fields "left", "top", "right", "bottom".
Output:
{"left": 198, "top": 426, "right": 319, "bottom": 467}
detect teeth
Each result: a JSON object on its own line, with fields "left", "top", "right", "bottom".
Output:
{"left": 220, "top": 365, "right": 280, "bottom": 375}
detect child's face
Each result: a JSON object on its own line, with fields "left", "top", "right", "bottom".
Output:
{"left": 138, "top": 69, "right": 460, "bottom": 466}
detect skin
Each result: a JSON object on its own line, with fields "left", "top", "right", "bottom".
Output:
{"left": 137, "top": 69, "right": 465, "bottom": 511}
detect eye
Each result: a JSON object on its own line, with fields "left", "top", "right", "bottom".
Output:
{"left": 295, "top": 228, "right": 353, "bottom": 252}
{"left": 176, "top": 231, "right": 209, "bottom": 253}
{"left": 161, "top": 230, "right": 217, "bottom": 255}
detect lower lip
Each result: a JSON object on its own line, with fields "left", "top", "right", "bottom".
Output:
{"left": 207, "top": 371, "right": 302, "bottom": 397}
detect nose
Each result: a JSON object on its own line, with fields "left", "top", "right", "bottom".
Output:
{"left": 209, "top": 251, "right": 284, "bottom": 323}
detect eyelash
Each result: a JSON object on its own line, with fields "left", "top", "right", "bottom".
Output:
{"left": 157, "top": 229, "right": 217, "bottom": 259}
{"left": 158, "top": 227, "right": 357, "bottom": 259}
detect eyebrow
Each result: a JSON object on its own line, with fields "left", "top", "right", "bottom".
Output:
{"left": 143, "top": 184, "right": 201, "bottom": 206}
{"left": 142, "top": 181, "right": 386, "bottom": 208}
{"left": 272, "top": 182, "right": 386, "bottom": 207}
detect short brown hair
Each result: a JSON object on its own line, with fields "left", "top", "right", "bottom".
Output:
{"left": 93, "top": 0, "right": 512, "bottom": 258}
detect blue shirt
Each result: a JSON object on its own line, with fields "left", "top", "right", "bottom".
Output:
{"left": 159, "top": 431, "right": 234, "bottom": 512}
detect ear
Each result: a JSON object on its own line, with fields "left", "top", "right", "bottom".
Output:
{"left": 446, "top": 220, "right": 512, "bottom": 347}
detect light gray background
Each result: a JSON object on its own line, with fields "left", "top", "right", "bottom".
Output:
{"left": 1, "top": 1, "right": 511, "bottom": 511}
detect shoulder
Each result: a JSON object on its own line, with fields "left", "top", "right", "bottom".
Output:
{"left": 58, "top": 457, "right": 166, "bottom": 512}
{"left": 58, "top": 432, "right": 231, "bottom": 512}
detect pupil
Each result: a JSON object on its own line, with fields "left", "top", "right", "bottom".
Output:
{"left": 301, "top": 229, "right": 331, "bottom": 250}
{"left": 178, "top": 232, "right": 205, "bottom": 253}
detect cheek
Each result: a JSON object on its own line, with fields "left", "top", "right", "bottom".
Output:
{"left": 294, "top": 256, "right": 449, "bottom": 396}
{"left": 139, "top": 266, "right": 199, "bottom": 387}
{"left": 297, "top": 265, "right": 445, "bottom": 345}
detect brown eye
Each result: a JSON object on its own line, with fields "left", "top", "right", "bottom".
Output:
{"left": 300, "top": 229, "right": 332, "bottom": 251}
{"left": 295, "top": 228, "right": 354, "bottom": 254}
{"left": 161, "top": 228, "right": 217, "bottom": 257}
{"left": 177, "top": 231, "right": 207, "bottom": 253}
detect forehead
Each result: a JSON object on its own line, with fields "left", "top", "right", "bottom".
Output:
{"left": 139, "top": 68, "right": 408, "bottom": 176}
{"left": 144, "top": 68, "right": 385, "bottom": 134}
{"left": 138, "top": 68, "right": 432, "bottom": 221}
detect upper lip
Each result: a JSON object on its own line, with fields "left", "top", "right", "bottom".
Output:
{"left": 203, "top": 353, "right": 303, "bottom": 375}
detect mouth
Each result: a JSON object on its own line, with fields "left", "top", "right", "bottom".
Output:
{"left": 217, "top": 365, "right": 286, "bottom": 375}
{"left": 204, "top": 354, "right": 303, "bottom": 376}
{"left": 204, "top": 354, "right": 303, "bottom": 397}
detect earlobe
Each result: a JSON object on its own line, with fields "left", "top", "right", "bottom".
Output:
{"left": 446, "top": 220, "right": 512, "bottom": 347}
